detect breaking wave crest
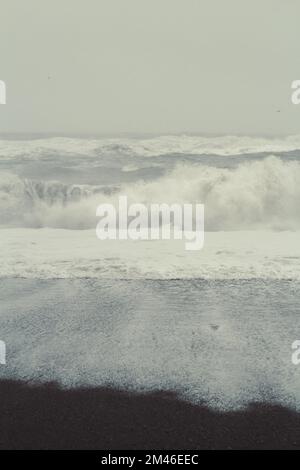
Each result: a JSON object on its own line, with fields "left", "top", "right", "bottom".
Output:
{"left": 1, "top": 156, "right": 300, "bottom": 231}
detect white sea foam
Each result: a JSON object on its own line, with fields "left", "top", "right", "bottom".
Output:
{"left": 1, "top": 156, "right": 300, "bottom": 231}
{"left": 0, "top": 277, "right": 299, "bottom": 410}
{"left": 0, "top": 228, "right": 299, "bottom": 280}
{"left": 1, "top": 136, "right": 300, "bottom": 411}
{"left": 1, "top": 134, "right": 300, "bottom": 160}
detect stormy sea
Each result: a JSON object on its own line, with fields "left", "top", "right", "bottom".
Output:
{"left": 0, "top": 134, "right": 300, "bottom": 449}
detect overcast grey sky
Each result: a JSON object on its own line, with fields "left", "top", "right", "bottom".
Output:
{"left": 0, "top": 0, "right": 299, "bottom": 135}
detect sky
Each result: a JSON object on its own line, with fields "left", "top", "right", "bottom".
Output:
{"left": 0, "top": 0, "right": 299, "bottom": 135}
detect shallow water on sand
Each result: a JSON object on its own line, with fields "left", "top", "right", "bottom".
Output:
{"left": 0, "top": 278, "right": 299, "bottom": 410}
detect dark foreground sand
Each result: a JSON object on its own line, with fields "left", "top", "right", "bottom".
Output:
{"left": 0, "top": 380, "right": 299, "bottom": 449}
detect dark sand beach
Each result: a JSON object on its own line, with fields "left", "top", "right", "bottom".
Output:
{"left": 1, "top": 279, "right": 300, "bottom": 449}
{"left": 0, "top": 380, "right": 299, "bottom": 450}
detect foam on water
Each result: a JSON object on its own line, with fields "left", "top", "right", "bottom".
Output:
{"left": 1, "top": 136, "right": 299, "bottom": 411}
{"left": 0, "top": 279, "right": 299, "bottom": 411}
{"left": 0, "top": 229, "right": 299, "bottom": 280}
{"left": 1, "top": 156, "right": 300, "bottom": 230}
{"left": 2, "top": 134, "right": 300, "bottom": 158}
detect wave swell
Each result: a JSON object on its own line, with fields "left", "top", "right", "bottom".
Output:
{"left": 1, "top": 156, "right": 299, "bottom": 231}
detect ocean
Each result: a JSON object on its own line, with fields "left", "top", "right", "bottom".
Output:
{"left": 0, "top": 134, "right": 300, "bottom": 413}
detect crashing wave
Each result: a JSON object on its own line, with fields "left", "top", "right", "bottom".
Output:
{"left": 0, "top": 156, "right": 300, "bottom": 230}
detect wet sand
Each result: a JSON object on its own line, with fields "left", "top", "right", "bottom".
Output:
{"left": 0, "top": 380, "right": 299, "bottom": 450}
